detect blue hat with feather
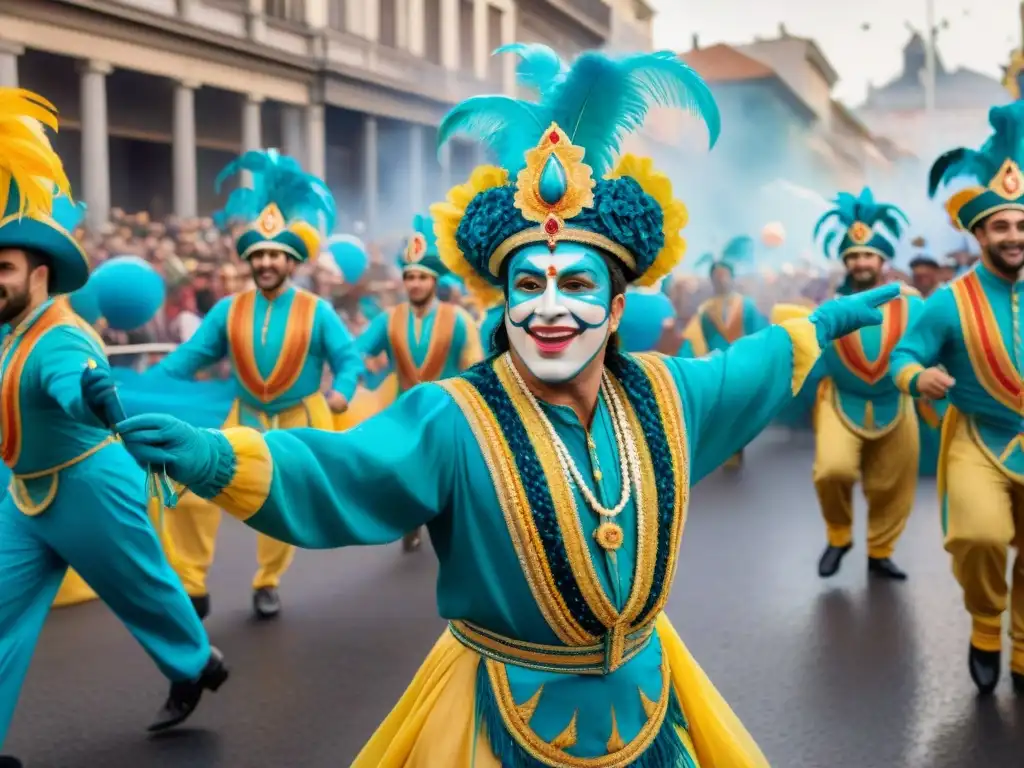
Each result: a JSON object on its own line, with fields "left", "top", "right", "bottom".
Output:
{"left": 213, "top": 149, "right": 336, "bottom": 263}
{"left": 399, "top": 213, "right": 448, "bottom": 277}
{"left": 430, "top": 43, "right": 719, "bottom": 305}
{"left": 694, "top": 235, "right": 756, "bottom": 275}
{"left": 814, "top": 187, "right": 908, "bottom": 261}
{"left": 0, "top": 88, "right": 89, "bottom": 294}
{"left": 929, "top": 102, "right": 1024, "bottom": 231}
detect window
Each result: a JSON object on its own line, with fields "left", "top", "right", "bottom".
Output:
{"left": 328, "top": 0, "right": 346, "bottom": 32}
{"left": 264, "top": 0, "right": 305, "bottom": 24}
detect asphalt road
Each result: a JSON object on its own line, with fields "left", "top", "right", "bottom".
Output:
{"left": 7, "top": 428, "right": 1024, "bottom": 768}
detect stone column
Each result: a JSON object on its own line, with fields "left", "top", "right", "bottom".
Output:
{"left": 500, "top": 4, "right": 517, "bottom": 94}
{"left": 173, "top": 80, "right": 199, "bottom": 219}
{"left": 0, "top": 40, "right": 22, "bottom": 88}
{"left": 473, "top": 0, "right": 488, "bottom": 80}
{"left": 241, "top": 94, "right": 263, "bottom": 152}
{"left": 438, "top": 141, "right": 452, "bottom": 195}
{"left": 408, "top": 123, "right": 426, "bottom": 214}
{"left": 440, "top": 0, "right": 459, "bottom": 70}
{"left": 79, "top": 60, "right": 112, "bottom": 230}
{"left": 306, "top": 102, "right": 326, "bottom": 179}
{"left": 408, "top": 0, "right": 426, "bottom": 56}
{"left": 281, "top": 105, "right": 306, "bottom": 165}
{"left": 363, "top": 114, "right": 379, "bottom": 237}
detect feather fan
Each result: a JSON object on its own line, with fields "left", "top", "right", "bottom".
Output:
{"left": 0, "top": 88, "right": 71, "bottom": 219}
{"left": 492, "top": 43, "right": 566, "bottom": 96}
{"left": 813, "top": 188, "right": 908, "bottom": 243}
{"left": 928, "top": 102, "right": 1024, "bottom": 197}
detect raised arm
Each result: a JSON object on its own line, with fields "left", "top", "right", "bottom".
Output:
{"left": 158, "top": 298, "right": 230, "bottom": 380}
{"left": 108, "top": 384, "right": 456, "bottom": 549}
{"left": 316, "top": 300, "right": 364, "bottom": 402}
{"left": 890, "top": 287, "right": 955, "bottom": 396}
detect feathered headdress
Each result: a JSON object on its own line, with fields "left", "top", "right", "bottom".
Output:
{"left": 929, "top": 102, "right": 1024, "bottom": 230}
{"left": 214, "top": 149, "right": 336, "bottom": 263}
{"left": 694, "top": 235, "right": 756, "bottom": 275}
{"left": 399, "top": 213, "right": 448, "bottom": 278}
{"left": 0, "top": 88, "right": 89, "bottom": 294}
{"left": 430, "top": 43, "right": 719, "bottom": 304}
{"left": 813, "top": 187, "right": 908, "bottom": 260}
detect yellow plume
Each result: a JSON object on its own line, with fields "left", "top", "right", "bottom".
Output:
{"left": 0, "top": 88, "right": 70, "bottom": 220}
{"left": 943, "top": 186, "right": 984, "bottom": 230}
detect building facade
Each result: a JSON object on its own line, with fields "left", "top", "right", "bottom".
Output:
{"left": 0, "top": 0, "right": 618, "bottom": 236}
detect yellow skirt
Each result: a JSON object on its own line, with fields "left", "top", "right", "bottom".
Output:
{"left": 353, "top": 614, "right": 769, "bottom": 767}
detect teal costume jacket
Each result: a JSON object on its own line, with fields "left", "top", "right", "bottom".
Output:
{"left": 191, "top": 318, "right": 820, "bottom": 766}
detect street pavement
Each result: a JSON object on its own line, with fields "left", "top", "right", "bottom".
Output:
{"left": 7, "top": 428, "right": 1024, "bottom": 767}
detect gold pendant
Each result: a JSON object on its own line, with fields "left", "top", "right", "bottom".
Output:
{"left": 594, "top": 521, "right": 624, "bottom": 551}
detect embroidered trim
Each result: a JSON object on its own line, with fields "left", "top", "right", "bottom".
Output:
{"left": 1, "top": 301, "right": 75, "bottom": 467}
{"left": 227, "top": 288, "right": 318, "bottom": 404}
{"left": 834, "top": 296, "right": 906, "bottom": 385}
{"left": 828, "top": 386, "right": 910, "bottom": 440}
{"left": 702, "top": 295, "right": 744, "bottom": 344}
{"left": 388, "top": 302, "right": 457, "bottom": 390}
{"left": 951, "top": 272, "right": 1023, "bottom": 414}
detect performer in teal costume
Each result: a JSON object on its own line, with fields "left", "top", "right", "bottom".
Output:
{"left": 806, "top": 187, "right": 924, "bottom": 581}
{"left": 152, "top": 149, "right": 364, "bottom": 620}
{"left": 0, "top": 89, "right": 226, "bottom": 766}
{"left": 84, "top": 44, "right": 897, "bottom": 767}
{"left": 356, "top": 213, "right": 483, "bottom": 552}
{"left": 891, "top": 101, "right": 1024, "bottom": 695}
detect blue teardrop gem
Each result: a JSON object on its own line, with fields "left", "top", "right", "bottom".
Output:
{"left": 538, "top": 154, "right": 568, "bottom": 205}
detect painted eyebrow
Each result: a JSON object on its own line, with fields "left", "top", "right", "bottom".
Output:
{"left": 513, "top": 264, "right": 547, "bottom": 278}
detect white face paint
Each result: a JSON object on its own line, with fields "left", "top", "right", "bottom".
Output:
{"left": 504, "top": 243, "right": 612, "bottom": 383}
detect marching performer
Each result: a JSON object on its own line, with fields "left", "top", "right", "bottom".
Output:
{"left": 153, "top": 150, "right": 364, "bottom": 620}
{"left": 84, "top": 45, "right": 898, "bottom": 767}
{"left": 0, "top": 89, "right": 226, "bottom": 764}
{"left": 810, "top": 189, "right": 923, "bottom": 580}
{"left": 891, "top": 102, "right": 1024, "bottom": 695}
{"left": 356, "top": 213, "right": 483, "bottom": 552}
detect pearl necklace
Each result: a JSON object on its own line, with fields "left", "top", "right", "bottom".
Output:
{"left": 504, "top": 354, "right": 641, "bottom": 519}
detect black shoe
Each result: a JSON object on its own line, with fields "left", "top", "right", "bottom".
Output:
{"left": 868, "top": 557, "right": 907, "bottom": 581}
{"left": 252, "top": 587, "right": 280, "bottom": 619}
{"left": 402, "top": 531, "right": 422, "bottom": 553}
{"left": 968, "top": 644, "right": 1001, "bottom": 695}
{"left": 149, "top": 647, "right": 229, "bottom": 732}
{"left": 1012, "top": 670, "right": 1024, "bottom": 694}
{"left": 0, "top": 757, "right": 24, "bottom": 767}
{"left": 190, "top": 594, "right": 210, "bottom": 621}
{"left": 818, "top": 544, "right": 852, "bottom": 578}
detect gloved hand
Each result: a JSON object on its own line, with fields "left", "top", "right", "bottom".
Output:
{"left": 111, "top": 413, "right": 225, "bottom": 492}
{"left": 80, "top": 361, "right": 124, "bottom": 428}
{"left": 809, "top": 284, "right": 900, "bottom": 346}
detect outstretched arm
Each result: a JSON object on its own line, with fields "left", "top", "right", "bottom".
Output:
{"left": 355, "top": 311, "right": 391, "bottom": 360}
{"left": 890, "top": 288, "right": 954, "bottom": 396}
{"left": 38, "top": 326, "right": 108, "bottom": 426}
{"left": 158, "top": 299, "right": 231, "bottom": 380}
{"left": 317, "top": 301, "right": 364, "bottom": 402}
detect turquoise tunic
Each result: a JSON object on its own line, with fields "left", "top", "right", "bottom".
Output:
{"left": 356, "top": 300, "right": 482, "bottom": 392}
{"left": 892, "top": 265, "right": 1024, "bottom": 478}
{"left": 817, "top": 289, "right": 924, "bottom": 435}
{"left": 916, "top": 398, "right": 948, "bottom": 476}
{"left": 198, "top": 323, "right": 814, "bottom": 765}
{"left": 158, "top": 285, "right": 363, "bottom": 419}
{"left": 0, "top": 300, "right": 209, "bottom": 748}
{"left": 697, "top": 294, "right": 767, "bottom": 353}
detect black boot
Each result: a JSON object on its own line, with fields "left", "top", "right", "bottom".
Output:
{"left": 0, "top": 757, "right": 23, "bottom": 767}
{"left": 402, "top": 530, "right": 422, "bottom": 553}
{"left": 149, "top": 647, "right": 229, "bottom": 732}
{"left": 968, "top": 644, "right": 1001, "bottom": 695}
{"left": 818, "top": 544, "right": 852, "bottom": 578}
{"left": 868, "top": 557, "right": 907, "bottom": 581}
{"left": 190, "top": 594, "right": 210, "bottom": 621}
{"left": 252, "top": 587, "right": 281, "bottom": 620}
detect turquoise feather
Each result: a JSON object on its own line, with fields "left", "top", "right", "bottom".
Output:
{"left": 436, "top": 95, "right": 545, "bottom": 173}
{"left": 51, "top": 196, "right": 86, "bottom": 231}
{"left": 493, "top": 43, "right": 566, "bottom": 96}
{"left": 813, "top": 187, "right": 908, "bottom": 241}
{"left": 213, "top": 149, "right": 336, "bottom": 233}
{"left": 929, "top": 102, "right": 1024, "bottom": 195}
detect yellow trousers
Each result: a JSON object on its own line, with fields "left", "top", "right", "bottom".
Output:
{"left": 944, "top": 414, "right": 1024, "bottom": 672}
{"left": 813, "top": 396, "right": 918, "bottom": 558}
{"left": 167, "top": 395, "right": 334, "bottom": 595}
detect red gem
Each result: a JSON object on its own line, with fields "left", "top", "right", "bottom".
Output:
{"left": 546, "top": 265, "right": 558, "bottom": 278}
{"left": 544, "top": 218, "right": 560, "bottom": 235}
{"left": 548, "top": 131, "right": 560, "bottom": 144}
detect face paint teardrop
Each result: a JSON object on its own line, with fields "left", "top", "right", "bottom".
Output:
{"left": 538, "top": 154, "right": 568, "bottom": 205}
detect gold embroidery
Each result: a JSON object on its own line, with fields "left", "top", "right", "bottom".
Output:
{"left": 606, "top": 707, "right": 625, "bottom": 753}
{"left": 517, "top": 686, "right": 544, "bottom": 724}
{"left": 638, "top": 687, "right": 658, "bottom": 719}
{"left": 550, "top": 711, "right": 579, "bottom": 750}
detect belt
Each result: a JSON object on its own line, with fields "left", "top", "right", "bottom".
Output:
{"left": 449, "top": 619, "right": 655, "bottom": 675}
{"left": 10, "top": 435, "right": 117, "bottom": 515}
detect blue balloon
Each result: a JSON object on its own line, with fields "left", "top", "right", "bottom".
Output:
{"left": 618, "top": 290, "right": 675, "bottom": 353}
{"left": 328, "top": 235, "right": 369, "bottom": 283}
{"left": 67, "top": 281, "right": 101, "bottom": 324}
{"left": 92, "top": 255, "right": 166, "bottom": 331}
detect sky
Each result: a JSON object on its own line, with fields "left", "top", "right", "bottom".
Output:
{"left": 650, "top": 0, "right": 1022, "bottom": 105}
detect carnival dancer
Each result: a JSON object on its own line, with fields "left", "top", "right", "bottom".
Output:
{"left": 0, "top": 90, "right": 226, "bottom": 764}
{"left": 83, "top": 44, "right": 897, "bottom": 768}
{"left": 809, "top": 188, "right": 923, "bottom": 580}
{"left": 153, "top": 149, "right": 363, "bottom": 620}
{"left": 680, "top": 236, "right": 768, "bottom": 469}
{"left": 890, "top": 101, "right": 1024, "bottom": 695}
{"left": 356, "top": 213, "right": 483, "bottom": 552}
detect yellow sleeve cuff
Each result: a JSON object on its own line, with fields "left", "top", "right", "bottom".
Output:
{"left": 894, "top": 363, "right": 925, "bottom": 395}
{"left": 779, "top": 317, "right": 821, "bottom": 395}
{"left": 210, "top": 427, "right": 273, "bottom": 521}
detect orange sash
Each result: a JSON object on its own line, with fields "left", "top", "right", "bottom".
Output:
{"left": 834, "top": 296, "right": 906, "bottom": 385}
{"left": 388, "top": 302, "right": 456, "bottom": 391}
{"left": 227, "top": 288, "right": 318, "bottom": 404}
{"left": 1, "top": 301, "right": 76, "bottom": 467}
{"left": 950, "top": 271, "right": 1023, "bottom": 414}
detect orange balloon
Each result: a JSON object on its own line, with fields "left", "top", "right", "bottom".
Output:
{"left": 762, "top": 222, "right": 785, "bottom": 248}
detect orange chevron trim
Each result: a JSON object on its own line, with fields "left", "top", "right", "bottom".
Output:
{"left": 834, "top": 296, "right": 906, "bottom": 385}
{"left": 388, "top": 302, "right": 457, "bottom": 391}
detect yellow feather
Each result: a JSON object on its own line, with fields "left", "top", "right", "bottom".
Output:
{"left": 943, "top": 187, "right": 984, "bottom": 230}
{"left": 0, "top": 87, "right": 70, "bottom": 220}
